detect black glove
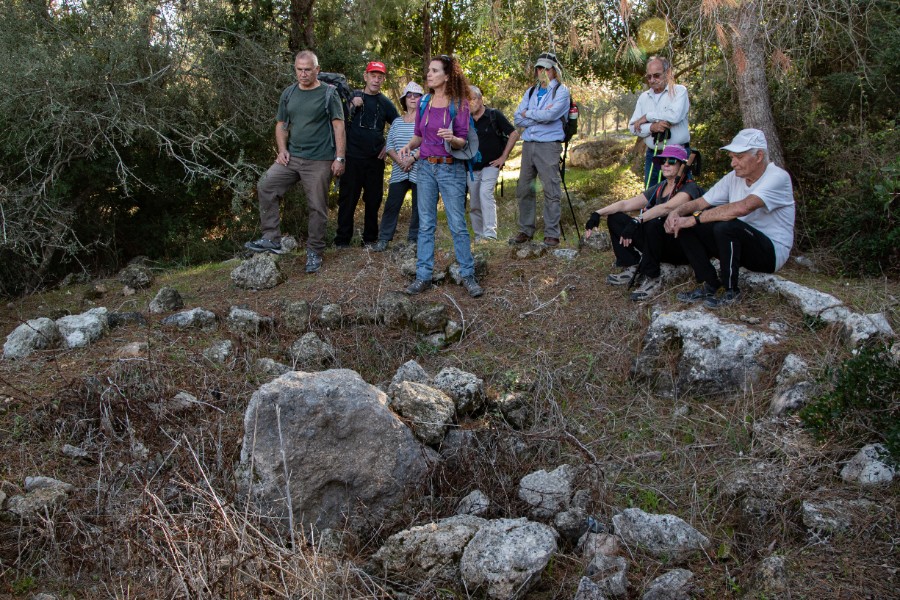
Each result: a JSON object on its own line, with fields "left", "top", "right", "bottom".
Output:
{"left": 620, "top": 218, "right": 641, "bottom": 240}
{"left": 585, "top": 212, "right": 601, "bottom": 231}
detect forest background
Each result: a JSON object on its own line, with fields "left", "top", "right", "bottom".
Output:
{"left": 0, "top": 0, "right": 897, "bottom": 296}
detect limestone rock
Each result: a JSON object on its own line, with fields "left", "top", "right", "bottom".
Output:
{"left": 445, "top": 320, "right": 463, "bottom": 343}
{"left": 585, "top": 554, "right": 628, "bottom": 597}
{"left": 377, "top": 291, "right": 414, "bottom": 327}
{"left": 106, "top": 312, "right": 147, "bottom": 328}
{"left": 641, "top": 568, "right": 695, "bottom": 600}
{"left": 612, "top": 508, "right": 710, "bottom": 558}
{"left": 118, "top": 263, "right": 153, "bottom": 289}
{"left": 776, "top": 353, "right": 809, "bottom": 385}
{"left": 518, "top": 464, "right": 576, "bottom": 519}
{"left": 720, "top": 461, "right": 787, "bottom": 522}
{"left": 553, "top": 248, "right": 579, "bottom": 261}
{"left": 574, "top": 576, "right": 611, "bottom": 600}
{"left": 632, "top": 308, "right": 778, "bottom": 398}
{"left": 433, "top": 367, "right": 485, "bottom": 416}
{"left": 459, "top": 517, "right": 558, "bottom": 600}
{"left": 801, "top": 499, "right": 876, "bottom": 535}
{"left": 149, "top": 286, "right": 184, "bottom": 313}
{"left": 578, "top": 532, "right": 620, "bottom": 562}
{"left": 840, "top": 444, "right": 895, "bottom": 486}
{"left": 456, "top": 490, "right": 491, "bottom": 516}
{"left": 114, "top": 341, "right": 147, "bottom": 359}
{"left": 581, "top": 231, "right": 611, "bottom": 252}
{"left": 423, "top": 332, "right": 447, "bottom": 349}
{"left": 162, "top": 308, "right": 217, "bottom": 330}
{"left": 388, "top": 360, "right": 430, "bottom": 396}
{"left": 388, "top": 381, "right": 456, "bottom": 446}
{"left": 288, "top": 332, "right": 335, "bottom": 370}
{"left": 751, "top": 555, "right": 788, "bottom": 597}
{"left": 231, "top": 253, "right": 284, "bottom": 290}
{"left": 255, "top": 358, "right": 291, "bottom": 379}
{"left": 495, "top": 392, "right": 532, "bottom": 429}
{"left": 238, "top": 369, "right": 434, "bottom": 534}
{"left": 554, "top": 507, "right": 589, "bottom": 544}
{"left": 227, "top": 307, "right": 274, "bottom": 336}
{"left": 770, "top": 381, "right": 816, "bottom": 416}
{"left": 61, "top": 444, "right": 89, "bottom": 460}
{"left": 372, "top": 514, "right": 487, "bottom": 589}
{"left": 3, "top": 318, "right": 60, "bottom": 359}
{"left": 411, "top": 303, "right": 449, "bottom": 334}
{"left": 203, "top": 340, "right": 233, "bottom": 364}
{"left": 448, "top": 255, "right": 488, "bottom": 284}
{"left": 56, "top": 308, "right": 109, "bottom": 349}
{"left": 318, "top": 304, "right": 343, "bottom": 329}
{"left": 282, "top": 300, "right": 312, "bottom": 332}
{"left": 7, "top": 476, "right": 74, "bottom": 517}
{"left": 511, "top": 242, "right": 547, "bottom": 259}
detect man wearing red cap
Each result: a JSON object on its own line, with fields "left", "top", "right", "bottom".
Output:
{"left": 333, "top": 61, "right": 401, "bottom": 248}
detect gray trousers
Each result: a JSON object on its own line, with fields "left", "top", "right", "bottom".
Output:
{"left": 516, "top": 140, "right": 562, "bottom": 238}
{"left": 257, "top": 157, "right": 332, "bottom": 254}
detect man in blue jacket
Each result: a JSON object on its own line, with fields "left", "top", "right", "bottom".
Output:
{"left": 511, "top": 52, "right": 570, "bottom": 247}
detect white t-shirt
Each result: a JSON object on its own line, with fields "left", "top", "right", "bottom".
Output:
{"left": 704, "top": 162, "right": 795, "bottom": 270}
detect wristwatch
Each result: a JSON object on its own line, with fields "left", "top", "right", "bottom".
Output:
{"left": 335, "top": 157, "right": 346, "bottom": 164}
{"left": 693, "top": 210, "right": 703, "bottom": 225}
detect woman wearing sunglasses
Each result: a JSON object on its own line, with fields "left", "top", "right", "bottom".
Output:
{"left": 584, "top": 145, "right": 702, "bottom": 301}
{"left": 398, "top": 55, "right": 483, "bottom": 298}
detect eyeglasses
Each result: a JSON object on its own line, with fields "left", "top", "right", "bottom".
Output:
{"left": 645, "top": 72, "right": 665, "bottom": 81}
{"left": 660, "top": 158, "right": 683, "bottom": 165}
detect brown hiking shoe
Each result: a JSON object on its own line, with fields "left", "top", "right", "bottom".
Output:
{"left": 510, "top": 232, "right": 532, "bottom": 244}
{"left": 543, "top": 237, "right": 560, "bottom": 247}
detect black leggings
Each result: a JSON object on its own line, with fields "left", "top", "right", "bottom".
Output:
{"left": 607, "top": 212, "right": 687, "bottom": 278}
{"left": 677, "top": 220, "right": 777, "bottom": 290}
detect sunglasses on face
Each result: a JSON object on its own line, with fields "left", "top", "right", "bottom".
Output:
{"left": 645, "top": 72, "right": 664, "bottom": 81}
{"left": 660, "top": 158, "right": 683, "bottom": 165}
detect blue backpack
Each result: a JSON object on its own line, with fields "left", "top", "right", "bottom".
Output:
{"left": 418, "top": 94, "right": 481, "bottom": 179}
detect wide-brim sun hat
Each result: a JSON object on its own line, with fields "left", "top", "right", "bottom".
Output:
{"left": 400, "top": 81, "right": 424, "bottom": 103}
{"left": 653, "top": 145, "right": 689, "bottom": 164}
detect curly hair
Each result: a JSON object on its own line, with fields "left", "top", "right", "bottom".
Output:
{"left": 429, "top": 55, "right": 471, "bottom": 103}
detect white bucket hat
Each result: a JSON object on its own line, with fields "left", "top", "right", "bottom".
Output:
{"left": 721, "top": 128, "right": 768, "bottom": 153}
{"left": 400, "top": 81, "right": 425, "bottom": 102}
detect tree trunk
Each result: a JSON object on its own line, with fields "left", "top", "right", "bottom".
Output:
{"left": 729, "top": 0, "right": 785, "bottom": 167}
{"left": 422, "top": 0, "right": 432, "bottom": 69}
{"left": 289, "top": 0, "right": 315, "bottom": 54}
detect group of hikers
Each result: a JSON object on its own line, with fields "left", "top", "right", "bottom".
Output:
{"left": 244, "top": 50, "right": 795, "bottom": 308}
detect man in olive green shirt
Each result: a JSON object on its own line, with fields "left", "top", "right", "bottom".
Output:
{"left": 246, "top": 50, "right": 346, "bottom": 274}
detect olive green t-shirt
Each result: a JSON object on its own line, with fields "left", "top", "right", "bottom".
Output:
{"left": 276, "top": 83, "right": 344, "bottom": 160}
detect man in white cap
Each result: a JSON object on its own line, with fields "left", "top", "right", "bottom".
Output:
{"left": 664, "top": 128, "right": 795, "bottom": 307}
{"left": 511, "top": 51, "right": 571, "bottom": 247}
{"left": 334, "top": 60, "right": 401, "bottom": 248}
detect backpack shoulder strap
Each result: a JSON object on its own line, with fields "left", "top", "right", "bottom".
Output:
{"left": 281, "top": 83, "right": 299, "bottom": 129}
{"left": 418, "top": 94, "right": 431, "bottom": 118}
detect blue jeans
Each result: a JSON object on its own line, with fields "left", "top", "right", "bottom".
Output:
{"left": 416, "top": 160, "right": 474, "bottom": 281}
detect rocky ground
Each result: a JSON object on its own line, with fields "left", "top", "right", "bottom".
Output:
{"left": 1, "top": 182, "right": 898, "bottom": 599}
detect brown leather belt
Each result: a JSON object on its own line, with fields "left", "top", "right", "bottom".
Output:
{"left": 425, "top": 156, "right": 454, "bottom": 164}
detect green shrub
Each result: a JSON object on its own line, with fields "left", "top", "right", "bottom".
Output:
{"left": 800, "top": 344, "right": 900, "bottom": 458}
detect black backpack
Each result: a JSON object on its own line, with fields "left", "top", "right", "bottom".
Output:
{"left": 279, "top": 72, "right": 352, "bottom": 149}
{"left": 486, "top": 108, "right": 509, "bottom": 144}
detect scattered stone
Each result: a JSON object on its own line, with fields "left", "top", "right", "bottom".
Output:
{"left": 574, "top": 576, "right": 610, "bottom": 600}
{"left": 388, "top": 360, "right": 430, "bottom": 396}
{"left": 552, "top": 248, "right": 579, "bottom": 260}
{"left": 3, "top": 318, "right": 60, "bottom": 359}
{"left": 377, "top": 291, "right": 414, "bottom": 327}
{"left": 578, "top": 532, "right": 620, "bottom": 562}
{"left": 571, "top": 489, "right": 592, "bottom": 512}
{"left": 739, "top": 314, "right": 761, "bottom": 325}
{"left": 169, "top": 391, "right": 200, "bottom": 412}
{"left": 554, "top": 507, "right": 589, "bottom": 544}
{"left": 123, "top": 285, "right": 137, "bottom": 296}
{"left": 280, "top": 235, "right": 299, "bottom": 253}
{"left": 118, "top": 263, "right": 153, "bottom": 289}
{"left": 256, "top": 358, "right": 291, "bottom": 379}
{"left": 840, "top": 443, "right": 895, "bottom": 486}
{"left": 448, "top": 255, "right": 488, "bottom": 284}
{"left": 632, "top": 307, "right": 779, "bottom": 398}
{"left": 511, "top": 242, "right": 547, "bottom": 259}
{"left": 282, "top": 300, "right": 313, "bottom": 332}
{"left": 56, "top": 307, "right": 109, "bottom": 349}
{"left": 518, "top": 464, "right": 576, "bottom": 519}
{"left": 315, "top": 528, "right": 358, "bottom": 556}
{"left": 162, "top": 308, "right": 217, "bottom": 330}
{"left": 238, "top": 369, "right": 434, "bottom": 534}
{"left": 495, "top": 392, "right": 532, "bottom": 429}
{"left": 580, "top": 231, "right": 611, "bottom": 252}
{"left": 399, "top": 258, "right": 417, "bottom": 277}
{"left": 61, "top": 444, "right": 89, "bottom": 460}
{"left": 388, "top": 381, "right": 456, "bottom": 446}
{"left": 30, "top": 593, "right": 58, "bottom": 600}
{"left": 372, "top": 514, "right": 487, "bottom": 589}
{"left": 720, "top": 461, "right": 787, "bottom": 522}
{"left": 411, "top": 303, "right": 449, "bottom": 334}
{"left": 673, "top": 404, "right": 690, "bottom": 418}
{"left": 59, "top": 272, "right": 90, "bottom": 287}
{"left": 752, "top": 555, "right": 788, "bottom": 597}
{"left": 231, "top": 253, "right": 284, "bottom": 290}
{"left": 149, "top": 286, "right": 184, "bottom": 313}
{"left": 287, "top": 332, "right": 335, "bottom": 370}
{"left": 801, "top": 499, "right": 876, "bottom": 535}
{"left": 776, "top": 354, "right": 809, "bottom": 385}
{"left": 769, "top": 321, "right": 789, "bottom": 334}
{"left": 114, "top": 341, "right": 147, "bottom": 359}
{"left": 770, "top": 381, "right": 816, "bottom": 415}
{"left": 107, "top": 312, "right": 147, "bottom": 328}
{"left": 642, "top": 568, "right": 695, "bottom": 600}
{"left": 8, "top": 477, "right": 74, "bottom": 517}
{"left": 459, "top": 517, "right": 558, "bottom": 600}
{"left": 26, "top": 476, "right": 74, "bottom": 493}
{"left": 433, "top": 367, "right": 485, "bottom": 416}
{"left": 318, "top": 303, "right": 343, "bottom": 329}
{"left": 203, "top": 340, "right": 233, "bottom": 364}
{"left": 445, "top": 320, "right": 463, "bottom": 343}
{"left": 658, "top": 263, "right": 693, "bottom": 285}
{"left": 612, "top": 508, "right": 710, "bottom": 558}
{"left": 456, "top": 490, "right": 491, "bottom": 516}
{"left": 423, "top": 332, "right": 447, "bottom": 349}
{"left": 585, "top": 554, "right": 628, "bottom": 597}
{"left": 226, "top": 307, "right": 274, "bottom": 336}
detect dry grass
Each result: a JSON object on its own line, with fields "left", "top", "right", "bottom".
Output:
{"left": 1, "top": 159, "right": 898, "bottom": 598}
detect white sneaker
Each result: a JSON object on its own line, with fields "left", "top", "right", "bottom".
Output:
{"left": 606, "top": 265, "right": 638, "bottom": 286}
{"left": 630, "top": 276, "right": 662, "bottom": 302}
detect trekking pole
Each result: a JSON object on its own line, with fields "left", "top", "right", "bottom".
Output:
{"left": 560, "top": 142, "right": 581, "bottom": 241}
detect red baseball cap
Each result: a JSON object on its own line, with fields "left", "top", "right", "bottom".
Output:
{"left": 366, "top": 61, "right": 387, "bottom": 74}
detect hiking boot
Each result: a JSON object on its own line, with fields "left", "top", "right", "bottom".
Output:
{"left": 630, "top": 276, "right": 662, "bottom": 302}
{"left": 462, "top": 275, "right": 484, "bottom": 298}
{"left": 543, "top": 237, "right": 560, "bottom": 247}
{"left": 510, "top": 232, "right": 532, "bottom": 245}
{"left": 405, "top": 279, "right": 432, "bottom": 295}
{"left": 305, "top": 250, "right": 322, "bottom": 274}
{"left": 677, "top": 282, "right": 719, "bottom": 303}
{"left": 245, "top": 238, "right": 287, "bottom": 254}
{"left": 372, "top": 240, "right": 389, "bottom": 252}
{"left": 705, "top": 288, "right": 743, "bottom": 309}
{"left": 606, "top": 265, "right": 638, "bottom": 286}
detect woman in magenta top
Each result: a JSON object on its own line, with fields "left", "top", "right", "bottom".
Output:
{"left": 399, "top": 55, "right": 483, "bottom": 298}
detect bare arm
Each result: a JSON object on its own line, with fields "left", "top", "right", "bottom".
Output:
{"left": 331, "top": 119, "right": 346, "bottom": 176}
{"left": 275, "top": 122, "right": 290, "bottom": 165}
{"left": 666, "top": 195, "right": 764, "bottom": 237}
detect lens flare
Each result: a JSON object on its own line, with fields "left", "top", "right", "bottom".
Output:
{"left": 637, "top": 18, "right": 669, "bottom": 54}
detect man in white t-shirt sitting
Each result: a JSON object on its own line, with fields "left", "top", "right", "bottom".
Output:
{"left": 664, "top": 129, "right": 795, "bottom": 308}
